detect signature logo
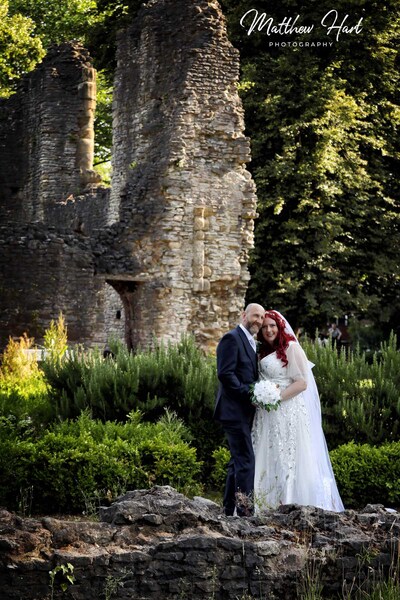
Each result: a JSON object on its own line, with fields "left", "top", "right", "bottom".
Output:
{"left": 240, "top": 9, "right": 363, "bottom": 42}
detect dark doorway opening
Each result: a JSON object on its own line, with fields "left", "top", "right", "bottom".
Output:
{"left": 106, "top": 279, "right": 142, "bottom": 351}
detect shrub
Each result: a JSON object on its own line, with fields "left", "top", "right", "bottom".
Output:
{"left": 302, "top": 334, "right": 400, "bottom": 449}
{"left": 0, "top": 333, "right": 40, "bottom": 380}
{"left": 0, "top": 376, "right": 51, "bottom": 426}
{"left": 0, "top": 430, "right": 142, "bottom": 514}
{"left": 42, "top": 336, "right": 218, "bottom": 421}
{"left": 5, "top": 326, "right": 400, "bottom": 506}
{"left": 43, "top": 313, "right": 68, "bottom": 360}
{"left": 330, "top": 441, "right": 400, "bottom": 509}
{"left": 211, "top": 445, "right": 230, "bottom": 490}
{"left": 41, "top": 336, "right": 223, "bottom": 477}
{"left": 0, "top": 334, "right": 52, "bottom": 429}
{"left": 0, "top": 410, "right": 203, "bottom": 514}
{"left": 138, "top": 439, "right": 203, "bottom": 497}
{"left": 43, "top": 333, "right": 400, "bottom": 461}
{"left": 211, "top": 441, "right": 400, "bottom": 510}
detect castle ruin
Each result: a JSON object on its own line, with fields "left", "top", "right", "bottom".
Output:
{"left": 0, "top": 0, "right": 258, "bottom": 353}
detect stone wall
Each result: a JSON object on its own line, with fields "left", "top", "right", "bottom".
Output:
{"left": 0, "top": 0, "right": 258, "bottom": 353}
{"left": 104, "top": 0, "right": 257, "bottom": 351}
{"left": 0, "top": 42, "right": 117, "bottom": 348}
{"left": 0, "top": 487, "right": 398, "bottom": 600}
{"left": 0, "top": 43, "right": 99, "bottom": 224}
{"left": 0, "top": 223, "right": 107, "bottom": 346}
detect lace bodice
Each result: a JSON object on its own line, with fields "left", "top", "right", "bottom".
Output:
{"left": 259, "top": 353, "right": 292, "bottom": 391}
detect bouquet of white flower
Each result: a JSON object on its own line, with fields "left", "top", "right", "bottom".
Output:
{"left": 250, "top": 379, "right": 281, "bottom": 412}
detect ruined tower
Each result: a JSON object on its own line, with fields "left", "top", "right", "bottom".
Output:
{"left": 100, "top": 0, "right": 258, "bottom": 350}
{"left": 0, "top": 0, "right": 258, "bottom": 353}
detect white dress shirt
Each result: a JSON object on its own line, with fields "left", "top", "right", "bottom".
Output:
{"left": 239, "top": 324, "right": 257, "bottom": 352}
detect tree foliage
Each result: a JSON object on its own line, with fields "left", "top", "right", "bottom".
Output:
{"left": 0, "top": 0, "right": 45, "bottom": 97}
{"left": 221, "top": 0, "right": 400, "bottom": 333}
{"left": 8, "top": 0, "right": 102, "bottom": 49}
{"left": 3, "top": 0, "right": 142, "bottom": 170}
{"left": 93, "top": 69, "right": 114, "bottom": 175}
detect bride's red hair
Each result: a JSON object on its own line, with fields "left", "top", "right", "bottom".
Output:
{"left": 257, "top": 310, "right": 296, "bottom": 366}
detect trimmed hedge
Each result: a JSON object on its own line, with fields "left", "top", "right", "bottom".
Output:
{"left": 0, "top": 411, "right": 203, "bottom": 514}
{"left": 330, "top": 441, "right": 400, "bottom": 509}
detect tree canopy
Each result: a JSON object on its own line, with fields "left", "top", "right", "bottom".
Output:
{"left": 221, "top": 0, "right": 400, "bottom": 334}
{"left": 8, "top": 0, "right": 102, "bottom": 49}
{"left": 0, "top": 0, "right": 45, "bottom": 97}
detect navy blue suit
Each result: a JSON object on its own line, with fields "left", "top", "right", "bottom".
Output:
{"left": 214, "top": 326, "right": 258, "bottom": 516}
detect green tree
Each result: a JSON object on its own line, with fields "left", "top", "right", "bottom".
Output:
{"left": 221, "top": 0, "right": 400, "bottom": 333}
{"left": 0, "top": 0, "right": 45, "bottom": 97}
{"left": 8, "top": 0, "right": 102, "bottom": 49}
{"left": 87, "top": 0, "right": 142, "bottom": 73}
{"left": 93, "top": 69, "right": 114, "bottom": 182}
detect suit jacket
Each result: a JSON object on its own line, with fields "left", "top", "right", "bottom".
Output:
{"left": 214, "top": 326, "right": 258, "bottom": 424}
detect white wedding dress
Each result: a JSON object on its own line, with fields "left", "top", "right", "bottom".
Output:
{"left": 252, "top": 341, "right": 344, "bottom": 512}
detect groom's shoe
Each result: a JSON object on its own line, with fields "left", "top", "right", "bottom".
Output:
{"left": 224, "top": 504, "right": 235, "bottom": 516}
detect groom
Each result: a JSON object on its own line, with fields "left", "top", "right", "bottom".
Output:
{"left": 214, "top": 303, "right": 265, "bottom": 516}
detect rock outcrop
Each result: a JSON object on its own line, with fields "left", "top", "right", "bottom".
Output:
{"left": 0, "top": 486, "right": 398, "bottom": 599}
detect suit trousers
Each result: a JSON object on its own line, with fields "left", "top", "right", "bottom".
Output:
{"left": 220, "top": 419, "right": 255, "bottom": 516}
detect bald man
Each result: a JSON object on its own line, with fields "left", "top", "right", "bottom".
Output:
{"left": 214, "top": 303, "right": 265, "bottom": 516}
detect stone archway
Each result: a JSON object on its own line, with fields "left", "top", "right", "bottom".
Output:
{"left": 106, "top": 278, "right": 143, "bottom": 351}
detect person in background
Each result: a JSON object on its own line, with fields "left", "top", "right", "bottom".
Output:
{"left": 328, "top": 323, "right": 342, "bottom": 348}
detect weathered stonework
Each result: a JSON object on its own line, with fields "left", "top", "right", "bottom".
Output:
{"left": 106, "top": 0, "right": 257, "bottom": 350}
{"left": 0, "top": 223, "right": 108, "bottom": 346}
{"left": 0, "top": 0, "right": 257, "bottom": 353}
{"left": 0, "top": 43, "right": 100, "bottom": 223}
{"left": 0, "top": 487, "right": 398, "bottom": 600}
{"left": 0, "top": 42, "right": 120, "bottom": 348}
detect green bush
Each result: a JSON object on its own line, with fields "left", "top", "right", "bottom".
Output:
{"left": 330, "top": 441, "right": 400, "bottom": 508}
{"left": 42, "top": 333, "right": 400, "bottom": 460}
{"left": 0, "top": 333, "right": 52, "bottom": 429}
{"left": 42, "top": 336, "right": 218, "bottom": 421}
{"left": 3, "top": 327, "right": 400, "bottom": 508}
{"left": 302, "top": 333, "right": 400, "bottom": 449}
{"left": 212, "top": 441, "right": 400, "bottom": 511}
{"left": 0, "top": 376, "right": 51, "bottom": 429}
{"left": 138, "top": 439, "right": 203, "bottom": 497}
{"left": 211, "top": 446, "right": 230, "bottom": 491}
{"left": 41, "top": 336, "right": 223, "bottom": 477}
{"left": 0, "top": 411, "right": 202, "bottom": 514}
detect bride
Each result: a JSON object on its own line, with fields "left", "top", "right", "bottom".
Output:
{"left": 252, "top": 310, "right": 344, "bottom": 512}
